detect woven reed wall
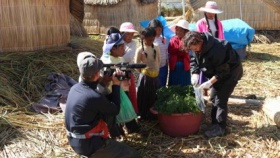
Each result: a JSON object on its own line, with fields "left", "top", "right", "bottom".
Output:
{"left": 70, "top": 14, "right": 88, "bottom": 37}
{"left": 0, "top": 0, "right": 70, "bottom": 53}
{"left": 70, "top": 0, "right": 84, "bottom": 23}
{"left": 83, "top": 0, "right": 158, "bottom": 34}
{"left": 189, "top": 0, "right": 280, "bottom": 30}
{"left": 261, "top": 0, "right": 280, "bottom": 13}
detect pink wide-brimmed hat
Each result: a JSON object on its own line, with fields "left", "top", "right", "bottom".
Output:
{"left": 198, "top": 1, "right": 223, "bottom": 14}
{"left": 119, "top": 22, "right": 138, "bottom": 33}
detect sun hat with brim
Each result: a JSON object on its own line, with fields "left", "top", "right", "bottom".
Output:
{"left": 103, "top": 33, "right": 125, "bottom": 54}
{"left": 79, "top": 55, "right": 103, "bottom": 79}
{"left": 169, "top": 19, "right": 190, "bottom": 33}
{"left": 120, "top": 22, "right": 138, "bottom": 33}
{"left": 175, "top": 19, "right": 189, "bottom": 30}
{"left": 198, "top": 1, "right": 223, "bottom": 14}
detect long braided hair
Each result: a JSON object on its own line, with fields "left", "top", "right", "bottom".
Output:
{"left": 140, "top": 27, "right": 157, "bottom": 59}
{"left": 204, "top": 13, "right": 219, "bottom": 38}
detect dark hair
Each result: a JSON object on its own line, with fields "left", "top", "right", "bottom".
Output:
{"left": 107, "top": 27, "right": 120, "bottom": 35}
{"left": 204, "top": 13, "right": 219, "bottom": 38}
{"left": 148, "top": 19, "right": 165, "bottom": 43}
{"left": 183, "top": 31, "right": 204, "bottom": 49}
{"left": 140, "top": 27, "right": 157, "bottom": 59}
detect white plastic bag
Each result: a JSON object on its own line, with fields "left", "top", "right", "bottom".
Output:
{"left": 193, "top": 86, "right": 206, "bottom": 113}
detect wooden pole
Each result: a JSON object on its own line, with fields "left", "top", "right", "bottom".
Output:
{"left": 158, "top": 0, "right": 161, "bottom": 16}
{"left": 203, "top": 96, "right": 263, "bottom": 106}
{"left": 182, "top": 0, "right": 185, "bottom": 19}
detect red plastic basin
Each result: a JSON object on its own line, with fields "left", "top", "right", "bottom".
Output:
{"left": 151, "top": 108, "right": 203, "bottom": 137}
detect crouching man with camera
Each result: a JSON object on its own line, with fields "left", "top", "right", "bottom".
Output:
{"left": 64, "top": 55, "right": 140, "bottom": 158}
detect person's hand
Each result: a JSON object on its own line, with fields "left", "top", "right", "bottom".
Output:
{"left": 112, "top": 69, "right": 125, "bottom": 85}
{"left": 198, "top": 80, "right": 212, "bottom": 89}
{"left": 191, "top": 74, "right": 199, "bottom": 86}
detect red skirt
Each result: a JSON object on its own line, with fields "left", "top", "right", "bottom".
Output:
{"left": 129, "top": 73, "right": 138, "bottom": 114}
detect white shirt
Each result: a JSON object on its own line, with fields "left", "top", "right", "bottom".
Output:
{"left": 208, "top": 19, "right": 217, "bottom": 37}
{"left": 101, "top": 54, "right": 125, "bottom": 64}
{"left": 123, "top": 40, "right": 137, "bottom": 64}
{"left": 154, "top": 36, "right": 168, "bottom": 67}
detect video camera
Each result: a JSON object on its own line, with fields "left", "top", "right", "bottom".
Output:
{"left": 102, "top": 62, "right": 146, "bottom": 81}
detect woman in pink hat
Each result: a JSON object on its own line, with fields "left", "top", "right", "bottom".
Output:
{"left": 194, "top": 1, "right": 225, "bottom": 96}
{"left": 119, "top": 22, "right": 138, "bottom": 64}
{"left": 197, "top": 1, "right": 224, "bottom": 39}
{"left": 119, "top": 22, "right": 139, "bottom": 115}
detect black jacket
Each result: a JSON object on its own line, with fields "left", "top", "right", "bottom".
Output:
{"left": 190, "top": 32, "right": 243, "bottom": 85}
{"left": 65, "top": 81, "right": 120, "bottom": 156}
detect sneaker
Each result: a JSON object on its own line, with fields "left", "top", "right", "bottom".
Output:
{"left": 204, "top": 125, "right": 225, "bottom": 138}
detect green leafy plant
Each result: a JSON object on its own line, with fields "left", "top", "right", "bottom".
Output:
{"left": 153, "top": 85, "right": 200, "bottom": 114}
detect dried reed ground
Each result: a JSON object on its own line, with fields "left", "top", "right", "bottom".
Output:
{"left": 0, "top": 37, "right": 279, "bottom": 158}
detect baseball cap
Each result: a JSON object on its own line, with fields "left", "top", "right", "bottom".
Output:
{"left": 103, "top": 33, "right": 125, "bottom": 53}
{"left": 77, "top": 52, "right": 95, "bottom": 67}
{"left": 78, "top": 54, "right": 103, "bottom": 79}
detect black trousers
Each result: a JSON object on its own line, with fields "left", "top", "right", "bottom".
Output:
{"left": 210, "top": 79, "right": 238, "bottom": 128}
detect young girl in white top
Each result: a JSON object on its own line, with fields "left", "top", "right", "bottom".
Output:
{"left": 135, "top": 27, "right": 161, "bottom": 120}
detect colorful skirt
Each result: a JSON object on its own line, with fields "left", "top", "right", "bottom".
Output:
{"left": 159, "top": 65, "right": 168, "bottom": 88}
{"left": 169, "top": 61, "right": 191, "bottom": 86}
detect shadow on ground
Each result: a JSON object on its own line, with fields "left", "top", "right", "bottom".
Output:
{"left": 0, "top": 119, "right": 21, "bottom": 152}
{"left": 247, "top": 51, "right": 280, "bottom": 62}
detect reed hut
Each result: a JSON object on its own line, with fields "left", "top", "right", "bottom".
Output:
{"left": 83, "top": 0, "right": 158, "bottom": 34}
{"left": 0, "top": 0, "right": 71, "bottom": 53}
{"left": 70, "top": 0, "right": 88, "bottom": 37}
{"left": 188, "top": 0, "right": 280, "bottom": 30}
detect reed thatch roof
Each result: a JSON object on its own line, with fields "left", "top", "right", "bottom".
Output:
{"left": 188, "top": 0, "right": 205, "bottom": 10}
{"left": 260, "top": 0, "right": 280, "bottom": 13}
{"left": 70, "top": 0, "right": 88, "bottom": 37}
{"left": 70, "top": 15, "right": 88, "bottom": 37}
{"left": 84, "top": 0, "right": 156, "bottom": 5}
{"left": 84, "top": 0, "right": 123, "bottom": 5}
{"left": 70, "top": 0, "right": 85, "bottom": 23}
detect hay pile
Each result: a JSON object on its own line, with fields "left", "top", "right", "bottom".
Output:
{"left": 0, "top": 48, "right": 77, "bottom": 107}
{"left": 253, "top": 30, "right": 280, "bottom": 44}
{"left": 0, "top": 36, "right": 104, "bottom": 157}
{"left": 0, "top": 37, "right": 280, "bottom": 157}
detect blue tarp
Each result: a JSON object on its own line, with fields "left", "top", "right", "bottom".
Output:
{"left": 222, "top": 18, "right": 255, "bottom": 50}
